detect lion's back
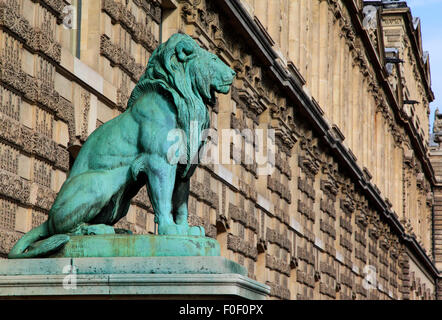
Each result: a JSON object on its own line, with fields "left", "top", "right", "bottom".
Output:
{"left": 68, "top": 112, "right": 139, "bottom": 178}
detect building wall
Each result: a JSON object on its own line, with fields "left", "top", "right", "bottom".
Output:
{"left": 430, "top": 110, "right": 442, "bottom": 278}
{"left": 0, "top": 0, "right": 438, "bottom": 299}
{"left": 431, "top": 149, "right": 442, "bottom": 271}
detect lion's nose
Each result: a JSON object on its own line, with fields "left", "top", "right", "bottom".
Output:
{"left": 231, "top": 70, "right": 236, "bottom": 77}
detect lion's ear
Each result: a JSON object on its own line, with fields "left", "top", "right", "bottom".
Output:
{"left": 176, "top": 40, "right": 197, "bottom": 62}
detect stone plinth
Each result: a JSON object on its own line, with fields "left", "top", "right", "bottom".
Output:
{"left": 49, "top": 234, "right": 220, "bottom": 258}
{"left": 0, "top": 257, "right": 270, "bottom": 299}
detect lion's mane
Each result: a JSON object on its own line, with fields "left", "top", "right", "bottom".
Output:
{"left": 127, "top": 33, "right": 210, "bottom": 178}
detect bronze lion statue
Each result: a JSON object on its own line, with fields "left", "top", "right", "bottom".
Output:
{"left": 9, "top": 33, "right": 236, "bottom": 258}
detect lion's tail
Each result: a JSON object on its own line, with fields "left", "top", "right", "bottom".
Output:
{"left": 8, "top": 221, "right": 70, "bottom": 259}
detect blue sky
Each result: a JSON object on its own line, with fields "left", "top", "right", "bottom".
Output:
{"left": 407, "top": 0, "right": 442, "bottom": 131}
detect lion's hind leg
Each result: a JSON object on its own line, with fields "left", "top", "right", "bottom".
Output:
{"left": 48, "top": 167, "right": 130, "bottom": 234}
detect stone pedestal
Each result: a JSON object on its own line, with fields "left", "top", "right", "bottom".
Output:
{"left": 50, "top": 234, "right": 221, "bottom": 258}
{"left": 0, "top": 256, "right": 270, "bottom": 299}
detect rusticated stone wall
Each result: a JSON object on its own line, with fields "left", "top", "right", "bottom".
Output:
{"left": 0, "top": 0, "right": 161, "bottom": 252}
{"left": 0, "top": 0, "right": 439, "bottom": 300}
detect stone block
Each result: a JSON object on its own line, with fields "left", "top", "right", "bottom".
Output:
{"left": 74, "top": 57, "right": 104, "bottom": 94}
{"left": 102, "top": 13, "right": 112, "bottom": 39}
{"left": 103, "top": 80, "right": 117, "bottom": 104}
{"left": 60, "top": 47, "right": 74, "bottom": 73}
{"left": 58, "top": 121, "right": 70, "bottom": 147}
{"left": 88, "top": 94, "right": 98, "bottom": 136}
{"left": 20, "top": 101, "right": 33, "bottom": 129}
{"left": 54, "top": 72, "right": 73, "bottom": 101}
{"left": 126, "top": 205, "right": 137, "bottom": 224}
{"left": 257, "top": 193, "right": 273, "bottom": 214}
{"left": 14, "top": 207, "right": 31, "bottom": 234}
{"left": 54, "top": 170, "right": 67, "bottom": 193}
{"left": 21, "top": 50, "right": 34, "bottom": 76}
{"left": 97, "top": 100, "right": 115, "bottom": 123}
{"left": 22, "top": 0, "right": 35, "bottom": 26}
{"left": 17, "top": 154, "right": 31, "bottom": 180}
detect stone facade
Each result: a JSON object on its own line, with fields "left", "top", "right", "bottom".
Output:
{"left": 0, "top": 0, "right": 439, "bottom": 300}
{"left": 430, "top": 110, "right": 442, "bottom": 300}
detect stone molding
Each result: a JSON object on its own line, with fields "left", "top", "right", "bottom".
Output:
{"left": 227, "top": 233, "right": 257, "bottom": 260}
{"left": 0, "top": 273, "right": 270, "bottom": 299}
{"left": 102, "top": 0, "right": 159, "bottom": 53}
{"left": 266, "top": 280, "right": 291, "bottom": 300}
{"left": 0, "top": 256, "right": 270, "bottom": 299}
{"left": 0, "top": 113, "right": 69, "bottom": 171}
{"left": 100, "top": 34, "right": 145, "bottom": 82}
{"left": 0, "top": 1, "right": 61, "bottom": 63}
{"left": 228, "top": 202, "right": 258, "bottom": 233}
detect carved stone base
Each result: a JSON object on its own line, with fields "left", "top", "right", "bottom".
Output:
{"left": 0, "top": 257, "right": 270, "bottom": 299}
{"left": 49, "top": 234, "right": 220, "bottom": 258}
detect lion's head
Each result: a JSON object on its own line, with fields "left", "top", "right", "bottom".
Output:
{"left": 128, "top": 32, "right": 235, "bottom": 111}
{"left": 181, "top": 37, "right": 236, "bottom": 107}
{"left": 127, "top": 33, "right": 236, "bottom": 176}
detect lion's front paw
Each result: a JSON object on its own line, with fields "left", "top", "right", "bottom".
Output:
{"left": 158, "top": 223, "right": 185, "bottom": 235}
{"left": 188, "top": 226, "right": 205, "bottom": 237}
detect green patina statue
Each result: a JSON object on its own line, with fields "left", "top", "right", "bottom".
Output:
{"left": 8, "top": 33, "right": 236, "bottom": 259}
